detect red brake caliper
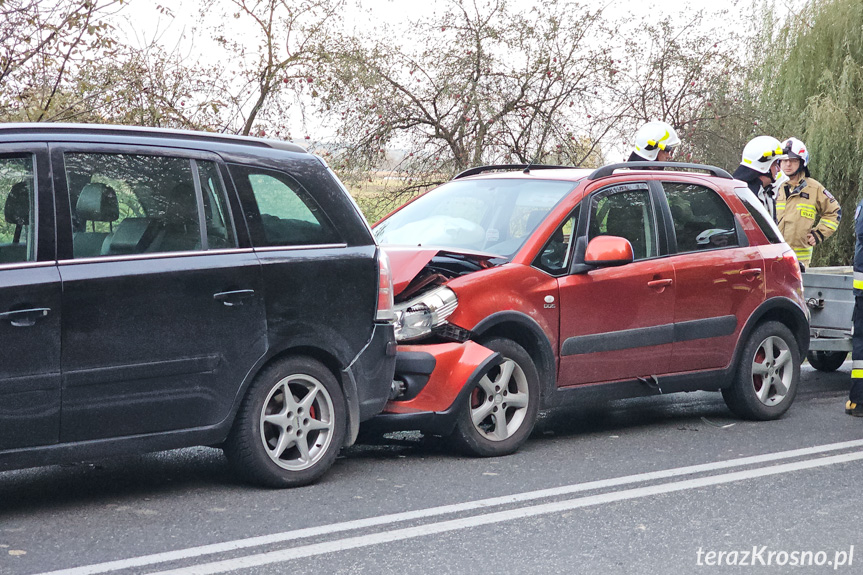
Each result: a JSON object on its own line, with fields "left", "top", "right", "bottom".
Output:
{"left": 471, "top": 387, "right": 482, "bottom": 409}
{"left": 753, "top": 348, "right": 766, "bottom": 392}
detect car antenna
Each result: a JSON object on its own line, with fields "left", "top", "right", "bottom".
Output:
{"left": 523, "top": 153, "right": 540, "bottom": 174}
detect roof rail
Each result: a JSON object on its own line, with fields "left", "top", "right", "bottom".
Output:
{"left": 587, "top": 161, "right": 733, "bottom": 180}
{"left": 0, "top": 122, "right": 308, "bottom": 154}
{"left": 453, "top": 164, "right": 575, "bottom": 180}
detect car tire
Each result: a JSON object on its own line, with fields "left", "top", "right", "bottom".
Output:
{"left": 806, "top": 350, "right": 848, "bottom": 373}
{"left": 722, "top": 321, "right": 800, "bottom": 421}
{"left": 449, "top": 338, "right": 540, "bottom": 457}
{"left": 224, "top": 357, "right": 346, "bottom": 488}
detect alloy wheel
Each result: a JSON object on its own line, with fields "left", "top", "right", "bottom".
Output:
{"left": 751, "top": 335, "right": 793, "bottom": 406}
{"left": 469, "top": 357, "right": 530, "bottom": 441}
{"left": 259, "top": 374, "right": 335, "bottom": 471}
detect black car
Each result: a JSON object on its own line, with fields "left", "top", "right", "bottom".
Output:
{"left": 0, "top": 123, "right": 396, "bottom": 487}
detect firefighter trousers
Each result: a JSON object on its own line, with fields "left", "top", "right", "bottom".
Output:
{"left": 852, "top": 294, "right": 863, "bottom": 403}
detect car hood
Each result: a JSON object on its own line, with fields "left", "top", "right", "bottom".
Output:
{"left": 382, "top": 245, "right": 500, "bottom": 297}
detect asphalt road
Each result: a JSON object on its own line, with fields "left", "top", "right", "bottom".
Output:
{"left": 2, "top": 363, "right": 862, "bottom": 575}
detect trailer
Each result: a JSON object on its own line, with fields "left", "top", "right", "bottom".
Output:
{"left": 803, "top": 266, "right": 853, "bottom": 371}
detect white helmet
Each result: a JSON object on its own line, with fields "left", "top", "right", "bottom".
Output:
{"left": 782, "top": 137, "right": 810, "bottom": 176}
{"left": 632, "top": 121, "right": 681, "bottom": 161}
{"left": 740, "top": 136, "right": 786, "bottom": 174}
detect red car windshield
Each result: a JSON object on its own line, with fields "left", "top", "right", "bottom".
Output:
{"left": 374, "top": 178, "right": 575, "bottom": 257}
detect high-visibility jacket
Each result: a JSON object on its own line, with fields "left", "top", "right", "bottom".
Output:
{"left": 776, "top": 177, "right": 841, "bottom": 264}
{"left": 854, "top": 199, "right": 863, "bottom": 294}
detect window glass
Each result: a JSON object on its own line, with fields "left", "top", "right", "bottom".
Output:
{"left": 534, "top": 205, "right": 580, "bottom": 275}
{"left": 374, "top": 179, "right": 574, "bottom": 258}
{"left": 229, "top": 164, "right": 339, "bottom": 246}
{"left": 734, "top": 186, "right": 783, "bottom": 244}
{"left": 196, "top": 161, "right": 236, "bottom": 249}
{"left": 663, "top": 183, "right": 739, "bottom": 253}
{"left": 588, "top": 189, "right": 657, "bottom": 260}
{"left": 65, "top": 153, "right": 202, "bottom": 258}
{"left": 0, "top": 155, "right": 36, "bottom": 263}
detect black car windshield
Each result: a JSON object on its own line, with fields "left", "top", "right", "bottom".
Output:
{"left": 374, "top": 178, "right": 576, "bottom": 257}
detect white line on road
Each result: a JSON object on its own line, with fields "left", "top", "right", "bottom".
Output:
{"left": 149, "top": 450, "right": 863, "bottom": 575}
{"left": 37, "top": 439, "right": 863, "bottom": 575}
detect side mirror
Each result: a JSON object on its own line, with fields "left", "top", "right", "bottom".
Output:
{"left": 584, "top": 235, "right": 634, "bottom": 267}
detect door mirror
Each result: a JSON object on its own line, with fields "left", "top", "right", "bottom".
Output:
{"left": 584, "top": 235, "right": 634, "bottom": 267}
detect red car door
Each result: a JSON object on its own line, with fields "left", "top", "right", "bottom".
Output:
{"left": 660, "top": 181, "right": 766, "bottom": 372}
{"left": 557, "top": 184, "right": 676, "bottom": 386}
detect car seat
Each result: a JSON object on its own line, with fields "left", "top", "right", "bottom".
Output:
{"left": 0, "top": 181, "right": 30, "bottom": 263}
{"left": 151, "top": 182, "right": 201, "bottom": 252}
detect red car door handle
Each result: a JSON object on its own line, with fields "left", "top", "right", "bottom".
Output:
{"left": 647, "top": 279, "right": 673, "bottom": 288}
{"left": 740, "top": 268, "right": 762, "bottom": 278}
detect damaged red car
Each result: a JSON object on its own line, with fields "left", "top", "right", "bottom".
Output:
{"left": 368, "top": 162, "right": 809, "bottom": 457}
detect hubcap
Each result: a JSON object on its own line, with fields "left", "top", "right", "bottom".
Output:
{"left": 259, "top": 374, "right": 335, "bottom": 471}
{"left": 469, "top": 357, "right": 530, "bottom": 442}
{"left": 751, "top": 335, "right": 792, "bottom": 406}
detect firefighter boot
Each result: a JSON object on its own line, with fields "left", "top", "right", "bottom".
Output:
{"left": 845, "top": 400, "right": 863, "bottom": 416}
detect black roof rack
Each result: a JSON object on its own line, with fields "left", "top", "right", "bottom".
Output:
{"left": 453, "top": 164, "right": 576, "bottom": 180}
{"left": 587, "top": 161, "right": 733, "bottom": 180}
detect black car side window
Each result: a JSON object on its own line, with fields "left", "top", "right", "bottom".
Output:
{"left": 229, "top": 164, "right": 339, "bottom": 247}
{"left": 663, "top": 182, "right": 739, "bottom": 253}
{"left": 65, "top": 153, "right": 203, "bottom": 258}
{"left": 0, "top": 155, "right": 36, "bottom": 263}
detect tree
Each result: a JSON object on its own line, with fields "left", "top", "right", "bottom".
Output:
{"left": 760, "top": 0, "right": 863, "bottom": 266}
{"left": 318, "top": 0, "right": 615, "bottom": 211}
{"left": 199, "top": 0, "right": 345, "bottom": 136}
{"left": 0, "top": 0, "right": 124, "bottom": 122}
{"left": 62, "top": 41, "right": 227, "bottom": 129}
{"left": 608, "top": 10, "right": 760, "bottom": 169}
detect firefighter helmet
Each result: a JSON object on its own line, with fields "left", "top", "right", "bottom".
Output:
{"left": 631, "top": 121, "right": 680, "bottom": 161}
{"left": 782, "top": 137, "right": 810, "bottom": 177}
{"left": 739, "top": 136, "right": 786, "bottom": 174}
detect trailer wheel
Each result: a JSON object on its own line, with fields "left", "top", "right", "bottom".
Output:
{"left": 807, "top": 350, "right": 848, "bottom": 372}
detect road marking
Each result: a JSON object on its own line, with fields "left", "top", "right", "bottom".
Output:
{"left": 38, "top": 438, "right": 863, "bottom": 575}
{"left": 149, "top": 450, "right": 863, "bottom": 575}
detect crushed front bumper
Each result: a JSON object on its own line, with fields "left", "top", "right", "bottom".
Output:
{"left": 363, "top": 340, "right": 501, "bottom": 436}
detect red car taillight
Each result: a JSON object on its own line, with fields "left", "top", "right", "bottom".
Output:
{"left": 783, "top": 249, "right": 802, "bottom": 282}
{"left": 376, "top": 249, "right": 396, "bottom": 322}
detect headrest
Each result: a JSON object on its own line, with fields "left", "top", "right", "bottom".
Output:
{"left": 76, "top": 183, "right": 119, "bottom": 222}
{"left": 165, "top": 183, "right": 199, "bottom": 226}
{"left": 4, "top": 181, "right": 31, "bottom": 225}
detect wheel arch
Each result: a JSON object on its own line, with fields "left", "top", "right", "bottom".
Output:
{"left": 731, "top": 297, "right": 810, "bottom": 379}
{"left": 226, "top": 344, "right": 358, "bottom": 445}
{"left": 470, "top": 311, "right": 557, "bottom": 405}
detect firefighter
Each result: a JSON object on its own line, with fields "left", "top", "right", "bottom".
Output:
{"left": 627, "top": 121, "right": 680, "bottom": 163}
{"left": 847, "top": 198, "right": 863, "bottom": 416}
{"left": 731, "top": 135, "right": 787, "bottom": 221}
{"left": 775, "top": 137, "right": 841, "bottom": 267}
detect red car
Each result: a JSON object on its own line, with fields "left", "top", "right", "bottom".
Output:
{"left": 369, "top": 162, "right": 809, "bottom": 456}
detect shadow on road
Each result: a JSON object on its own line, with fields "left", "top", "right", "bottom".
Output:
{"left": 0, "top": 447, "right": 238, "bottom": 515}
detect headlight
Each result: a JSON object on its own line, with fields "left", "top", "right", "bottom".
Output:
{"left": 394, "top": 286, "right": 458, "bottom": 342}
